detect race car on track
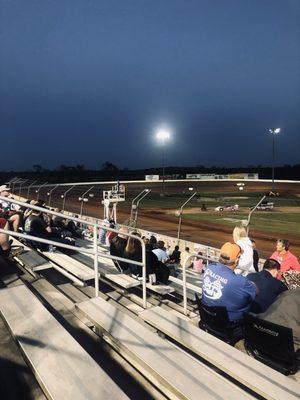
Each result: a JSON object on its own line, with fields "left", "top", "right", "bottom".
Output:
{"left": 214, "top": 204, "right": 239, "bottom": 212}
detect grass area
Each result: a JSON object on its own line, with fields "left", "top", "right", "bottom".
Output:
{"left": 183, "top": 211, "right": 300, "bottom": 236}
{"left": 119, "top": 192, "right": 300, "bottom": 210}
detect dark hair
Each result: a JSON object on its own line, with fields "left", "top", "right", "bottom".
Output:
{"left": 263, "top": 258, "right": 280, "bottom": 271}
{"left": 277, "top": 239, "right": 290, "bottom": 251}
{"left": 175, "top": 245, "right": 179, "bottom": 251}
{"left": 185, "top": 247, "right": 190, "bottom": 251}
{"left": 157, "top": 240, "right": 165, "bottom": 249}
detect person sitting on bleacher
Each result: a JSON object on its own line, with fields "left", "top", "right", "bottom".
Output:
{"left": 258, "top": 289, "right": 300, "bottom": 351}
{"left": 270, "top": 239, "right": 300, "bottom": 280}
{"left": 247, "top": 259, "right": 287, "bottom": 313}
{"left": 0, "top": 217, "right": 11, "bottom": 257}
{"left": 0, "top": 185, "right": 21, "bottom": 232}
{"left": 180, "top": 247, "right": 193, "bottom": 268}
{"left": 169, "top": 245, "right": 181, "bottom": 264}
{"left": 202, "top": 242, "right": 257, "bottom": 323}
{"left": 152, "top": 240, "right": 169, "bottom": 263}
{"left": 110, "top": 227, "right": 129, "bottom": 272}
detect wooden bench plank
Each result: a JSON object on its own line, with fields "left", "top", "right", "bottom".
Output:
{"left": 15, "top": 251, "right": 52, "bottom": 272}
{"left": 76, "top": 297, "right": 255, "bottom": 400}
{"left": 139, "top": 306, "right": 300, "bottom": 400}
{"left": 0, "top": 285, "right": 129, "bottom": 400}
{"left": 146, "top": 283, "right": 175, "bottom": 295}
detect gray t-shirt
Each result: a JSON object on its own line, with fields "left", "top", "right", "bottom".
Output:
{"left": 259, "top": 289, "right": 300, "bottom": 350}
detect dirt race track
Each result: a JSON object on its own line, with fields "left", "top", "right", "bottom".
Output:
{"left": 36, "top": 179, "right": 300, "bottom": 259}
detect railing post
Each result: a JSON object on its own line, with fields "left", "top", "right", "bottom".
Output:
{"left": 183, "top": 256, "right": 190, "bottom": 316}
{"left": 206, "top": 246, "right": 209, "bottom": 267}
{"left": 142, "top": 241, "right": 147, "bottom": 309}
{"left": 93, "top": 225, "right": 99, "bottom": 297}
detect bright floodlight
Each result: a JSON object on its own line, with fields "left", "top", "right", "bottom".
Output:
{"left": 269, "top": 128, "right": 281, "bottom": 134}
{"left": 156, "top": 129, "right": 170, "bottom": 142}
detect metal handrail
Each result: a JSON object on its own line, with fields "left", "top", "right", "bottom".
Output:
{"left": 0, "top": 196, "right": 147, "bottom": 308}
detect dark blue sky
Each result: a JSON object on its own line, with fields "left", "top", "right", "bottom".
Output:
{"left": 0, "top": 0, "right": 299, "bottom": 170}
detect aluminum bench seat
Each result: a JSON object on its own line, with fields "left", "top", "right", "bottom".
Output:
{"left": 0, "top": 285, "right": 129, "bottom": 400}
{"left": 139, "top": 306, "right": 300, "bottom": 400}
{"left": 75, "top": 296, "right": 255, "bottom": 400}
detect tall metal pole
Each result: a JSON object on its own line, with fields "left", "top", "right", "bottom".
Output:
{"left": 133, "top": 189, "right": 151, "bottom": 227}
{"left": 27, "top": 180, "right": 38, "bottom": 199}
{"left": 62, "top": 185, "right": 75, "bottom": 212}
{"left": 79, "top": 186, "right": 94, "bottom": 217}
{"left": 177, "top": 191, "right": 197, "bottom": 241}
{"left": 48, "top": 185, "right": 59, "bottom": 207}
{"left": 272, "top": 132, "right": 275, "bottom": 191}
{"left": 162, "top": 144, "right": 165, "bottom": 195}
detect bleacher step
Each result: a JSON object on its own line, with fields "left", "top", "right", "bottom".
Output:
{"left": 76, "top": 296, "right": 255, "bottom": 400}
{"left": 139, "top": 306, "right": 300, "bottom": 400}
{"left": 0, "top": 285, "right": 129, "bottom": 400}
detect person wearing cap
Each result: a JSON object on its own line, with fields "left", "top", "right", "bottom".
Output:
{"left": 202, "top": 242, "right": 257, "bottom": 322}
{"left": 0, "top": 185, "right": 21, "bottom": 232}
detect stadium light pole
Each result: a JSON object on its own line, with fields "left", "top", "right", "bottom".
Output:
{"left": 47, "top": 184, "right": 59, "bottom": 207}
{"left": 269, "top": 128, "right": 281, "bottom": 191}
{"left": 61, "top": 185, "right": 76, "bottom": 212}
{"left": 177, "top": 188, "right": 197, "bottom": 242}
{"left": 155, "top": 129, "right": 171, "bottom": 195}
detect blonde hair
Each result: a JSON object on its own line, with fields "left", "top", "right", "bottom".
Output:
{"left": 233, "top": 226, "right": 247, "bottom": 243}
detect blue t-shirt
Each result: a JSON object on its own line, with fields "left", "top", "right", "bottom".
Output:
{"left": 201, "top": 263, "right": 256, "bottom": 321}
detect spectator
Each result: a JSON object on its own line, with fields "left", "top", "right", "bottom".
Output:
{"left": 148, "top": 235, "right": 157, "bottom": 250}
{"left": 110, "top": 227, "right": 129, "bottom": 272}
{"left": 124, "top": 235, "right": 142, "bottom": 276}
{"left": 0, "top": 217, "right": 10, "bottom": 257}
{"left": 180, "top": 247, "right": 193, "bottom": 268}
{"left": 152, "top": 240, "right": 169, "bottom": 263}
{"left": 251, "top": 239, "right": 259, "bottom": 272}
{"left": 193, "top": 251, "right": 204, "bottom": 274}
{"left": 259, "top": 289, "right": 300, "bottom": 351}
{"left": 169, "top": 245, "right": 181, "bottom": 264}
{"left": 202, "top": 242, "right": 257, "bottom": 322}
{"left": 233, "top": 226, "right": 255, "bottom": 276}
{"left": 0, "top": 185, "right": 21, "bottom": 232}
{"left": 248, "top": 259, "right": 287, "bottom": 313}
{"left": 270, "top": 239, "right": 300, "bottom": 279}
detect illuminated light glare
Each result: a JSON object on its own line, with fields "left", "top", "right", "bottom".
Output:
{"left": 269, "top": 128, "right": 281, "bottom": 134}
{"left": 156, "top": 129, "right": 170, "bottom": 142}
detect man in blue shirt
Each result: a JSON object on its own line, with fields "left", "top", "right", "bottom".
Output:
{"left": 247, "top": 258, "right": 287, "bottom": 313}
{"left": 202, "top": 242, "right": 257, "bottom": 321}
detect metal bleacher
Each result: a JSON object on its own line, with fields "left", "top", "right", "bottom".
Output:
{"left": 1, "top": 196, "right": 300, "bottom": 399}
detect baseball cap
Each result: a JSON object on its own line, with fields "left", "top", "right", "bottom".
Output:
{"left": 220, "top": 242, "right": 241, "bottom": 261}
{"left": 0, "top": 185, "right": 10, "bottom": 192}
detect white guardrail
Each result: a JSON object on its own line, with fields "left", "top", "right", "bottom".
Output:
{"left": 0, "top": 196, "right": 148, "bottom": 308}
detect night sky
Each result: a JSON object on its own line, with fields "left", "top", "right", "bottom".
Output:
{"left": 0, "top": 0, "right": 299, "bottom": 171}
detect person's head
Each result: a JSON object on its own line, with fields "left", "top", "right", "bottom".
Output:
{"left": 263, "top": 258, "right": 281, "bottom": 278}
{"left": 149, "top": 235, "right": 157, "bottom": 246}
{"left": 0, "top": 185, "right": 11, "bottom": 197}
{"left": 276, "top": 239, "right": 290, "bottom": 253}
{"left": 233, "top": 226, "right": 247, "bottom": 243}
{"left": 157, "top": 240, "right": 165, "bottom": 250}
{"left": 125, "top": 236, "right": 141, "bottom": 254}
{"left": 118, "top": 227, "right": 129, "bottom": 239}
{"left": 219, "top": 242, "right": 242, "bottom": 269}
{"left": 174, "top": 245, "right": 179, "bottom": 251}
